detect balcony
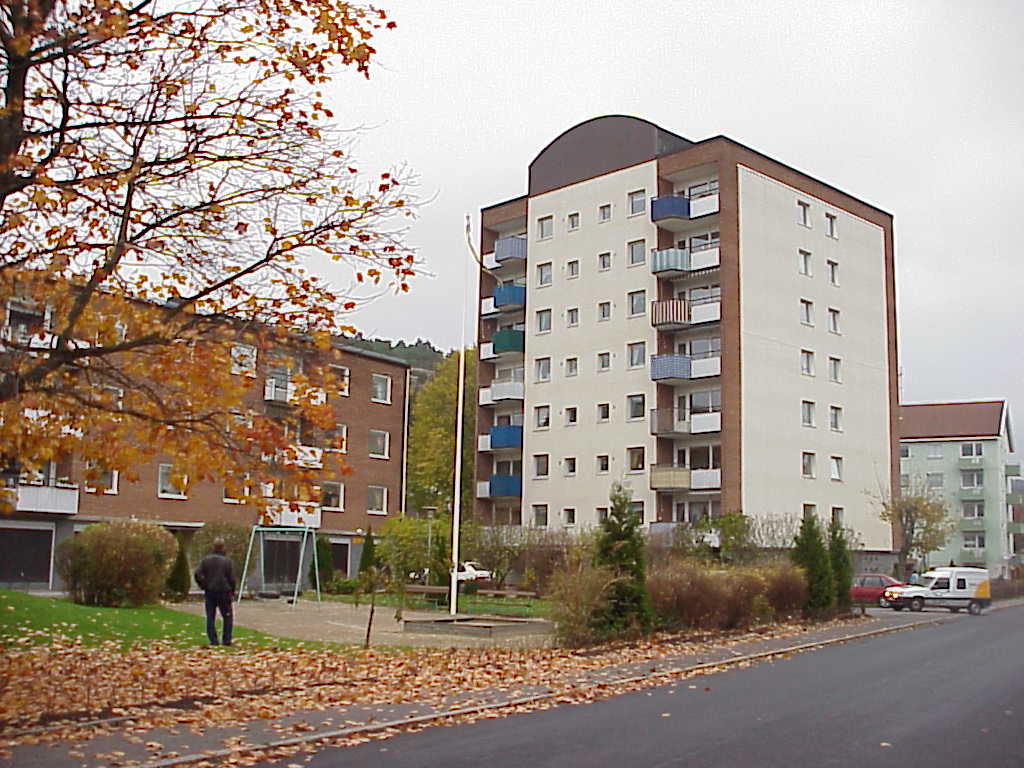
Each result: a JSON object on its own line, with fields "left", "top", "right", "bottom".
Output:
{"left": 263, "top": 378, "right": 294, "bottom": 404}
{"left": 691, "top": 411, "right": 722, "bottom": 433}
{"left": 481, "top": 284, "right": 526, "bottom": 317}
{"left": 651, "top": 299, "right": 689, "bottom": 330}
{"left": 691, "top": 468, "right": 722, "bottom": 490}
{"left": 292, "top": 444, "right": 324, "bottom": 469}
{"left": 480, "top": 342, "right": 496, "bottom": 360}
{"left": 959, "top": 548, "right": 986, "bottom": 565}
{"left": 491, "top": 328, "right": 525, "bottom": 357}
{"left": 958, "top": 517, "right": 986, "bottom": 532}
{"left": 476, "top": 474, "right": 522, "bottom": 499}
{"left": 690, "top": 299, "right": 721, "bottom": 324}
{"left": 958, "top": 456, "right": 984, "bottom": 469}
{"left": 495, "top": 236, "right": 527, "bottom": 264}
{"left": 1007, "top": 464, "right": 1021, "bottom": 477}
{"left": 650, "top": 465, "right": 691, "bottom": 491}
{"left": 650, "top": 408, "right": 691, "bottom": 437}
{"left": 650, "top": 194, "right": 720, "bottom": 232}
{"left": 959, "top": 486, "right": 986, "bottom": 500}
{"left": 650, "top": 354, "right": 692, "bottom": 384}
{"left": 263, "top": 500, "right": 321, "bottom": 528}
{"left": 478, "top": 377, "right": 525, "bottom": 407}
{"left": 1008, "top": 521, "right": 1024, "bottom": 535}
{"left": 650, "top": 246, "right": 721, "bottom": 277}
{"left": 689, "top": 243, "right": 721, "bottom": 271}
{"left": 478, "top": 425, "right": 523, "bottom": 452}
{"left": 16, "top": 484, "right": 79, "bottom": 515}
{"left": 1008, "top": 492, "right": 1024, "bottom": 506}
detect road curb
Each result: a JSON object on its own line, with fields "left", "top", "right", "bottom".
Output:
{"left": 137, "top": 610, "right": 981, "bottom": 767}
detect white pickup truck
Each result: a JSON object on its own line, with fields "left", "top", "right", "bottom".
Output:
{"left": 883, "top": 567, "right": 991, "bottom": 615}
{"left": 455, "top": 561, "right": 492, "bottom": 582}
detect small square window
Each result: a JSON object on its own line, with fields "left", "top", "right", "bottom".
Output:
{"left": 565, "top": 357, "right": 578, "bottom": 377}
{"left": 830, "top": 456, "right": 843, "bottom": 482}
{"left": 535, "top": 405, "right": 551, "bottom": 429}
{"left": 801, "top": 349, "right": 815, "bottom": 376}
{"left": 567, "top": 259, "right": 580, "bottom": 279}
{"left": 598, "top": 301, "right": 611, "bottom": 321}
{"left": 900, "top": 444, "right": 910, "bottom": 459}
{"left": 825, "top": 213, "right": 838, "bottom": 238}
{"left": 828, "top": 308, "right": 840, "bottom": 334}
{"left": 158, "top": 463, "right": 188, "bottom": 498}
{"left": 828, "top": 357, "right": 841, "bottom": 382}
{"left": 829, "top": 406, "right": 842, "bottom": 431}
{"left": 565, "top": 406, "right": 578, "bottom": 426}
{"left": 563, "top": 507, "right": 576, "bottom": 526}
{"left": 801, "top": 400, "right": 815, "bottom": 427}
{"left": 802, "top": 503, "right": 817, "bottom": 519}
{"left": 627, "top": 393, "right": 645, "bottom": 419}
{"left": 627, "top": 446, "right": 645, "bottom": 472}
{"left": 567, "top": 307, "right": 579, "bottom": 327}
{"left": 596, "top": 454, "right": 610, "bottom": 473}
{"left": 533, "top": 504, "right": 548, "bottom": 527}
{"left": 599, "top": 204, "right": 612, "bottom": 222}
{"left": 926, "top": 472, "right": 944, "bottom": 488}
{"left": 801, "top": 452, "right": 816, "bottom": 478}
{"left": 597, "top": 352, "right": 611, "bottom": 371}
{"left": 535, "top": 357, "right": 551, "bottom": 382}
{"left": 367, "top": 485, "right": 387, "bottom": 515}
{"left": 628, "top": 189, "right": 646, "bottom": 216}
{"left": 597, "top": 403, "right": 610, "bottom": 421}
{"left": 628, "top": 290, "right": 646, "bottom": 316}
{"left": 331, "top": 364, "right": 350, "bottom": 397}
{"left": 627, "top": 239, "right": 646, "bottom": 266}
{"left": 534, "top": 454, "right": 550, "bottom": 478}
{"left": 536, "top": 308, "right": 552, "bottom": 333}
{"left": 961, "top": 442, "right": 983, "bottom": 457}
{"left": 927, "top": 444, "right": 943, "bottom": 459}
{"left": 537, "top": 262, "right": 552, "bottom": 286}
{"left": 831, "top": 506, "right": 844, "bottom": 525}
{"left": 627, "top": 342, "right": 645, "bottom": 368}
{"left": 230, "top": 344, "right": 257, "bottom": 377}
{"left": 368, "top": 429, "right": 390, "bottom": 459}
{"left": 596, "top": 507, "right": 609, "bottom": 523}
{"left": 567, "top": 212, "right": 580, "bottom": 230}
{"left": 827, "top": 260, "right": 839, "bottom": 286}
{"left": 800, "top": 299, "right": 814, "bottom": 325}
{"left": 326, "top": 422, "right": 348, "bottom": 453}
{"left": 799, "top": 250, "right": 812, "bottom": 276}
{"left": 563, "top": 457, "right": 577, "bottom": 476}
{"left": 900, "top": 473, "right": 909, "bottom": 487}
{"left": 963, "top": 502, "right": 985, "bottom": 519}
{"left": 537, "top": 216, "right": 553, "bottom": 240}
{"left": 961, "top": 469, "right": 984, "bottom": 488}
{"left": 371, "top": 373, "right": 392, "bottom": 403}
{"left": 797, "top": 200, "right": 810, "bottom": 227}
{"left": 321, "top": 481, "right": 344, "bottom": 511}
{"left": 598, "top": 252, "right": 612, "bottom": 271}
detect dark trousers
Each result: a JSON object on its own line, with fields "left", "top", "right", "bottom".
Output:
{"left": 204, "top": 590, "right": 234, "bottom": 645}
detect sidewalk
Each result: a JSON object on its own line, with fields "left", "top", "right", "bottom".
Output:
{"left": 8, "top": 603, "right": 1008, "bottom": 768}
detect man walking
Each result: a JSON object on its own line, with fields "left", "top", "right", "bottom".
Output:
{"left": 194, "top": 538, "right": 236, "bottom": 646}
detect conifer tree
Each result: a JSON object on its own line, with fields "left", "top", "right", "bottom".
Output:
{"left": 828, "top": 518, "right": 854, "bottom": 612}
{"left": 358, "top": 528, "right": 377, "bottom": 574}
{"left": 165, "top": 534, "right": 191, "bottom": 602}
{"left": 791, "top": 514, "right": 835, "bottom": 616}
{"left": 593, "top": 481, "right": 653, "bottom": 633}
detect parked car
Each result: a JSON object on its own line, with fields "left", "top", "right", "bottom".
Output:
{"left": 884, "top": 567, "right": 991, "bottom": 615}
{"left": 850, "top": 573, "right": 903, "bottom": 607}
{"left": 455, "top": 561, "right": 492, "bottom": 582}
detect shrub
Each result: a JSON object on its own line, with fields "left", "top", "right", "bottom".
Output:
{"left": 310, "top": 534, "right": 334, "bottom": 589}
{"left": 791, "top": 515, "right": 835, "bottom": 617}
{"left": 549, "top": 548, "right": 618, "bottom": 647}
{"left": 721, "top": 570, "right": 765, "bottom": 629}
{"left": 57, "top": 521, "right": 177, "bottom": 606}
{"left": 165, "top": 534, "right": 192, "bottom": 601}
{"left": 828, "top": 519, "right": 854, "bottom": 613}
{"left": 358, "top": 529, "right": 377, "bottom": 573}
{"left": 593, "top": 481, "right": 652, "bottom": 633}
{"left": 325, "top": 576, "right": 358, "bottom": 594}
{"left": 461, "top": 579, "right": 480, "bottom": 596}
{"left": 647, "top": 560, "right": 727, "bottom": 630}
{"left": 762, "top": 562, "right": 808, "bottom": 617}
{"left": 191, "top": 522, "right": 251, "bottom": 567}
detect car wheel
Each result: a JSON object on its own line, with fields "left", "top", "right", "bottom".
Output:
{"left": 910, "top": 597, "right": 924, "bottom": 612}
{"left": 892, "top": 605, "right": 903, "bottom": 611}
{"left": 968, "top": 600, "right": 982, "bottom": 616}
{"left": 878, "top": 596, "right": 890, "bottom": 608}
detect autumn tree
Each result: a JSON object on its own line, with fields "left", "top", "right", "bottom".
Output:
{"left": 0, "top": 0, "right": 415, "bottom": 502}
{"left": 881, "top": 490, "right": 954, "bottom": 578}
{"left": 405, "top": 349, "right": 476, "bottom": 515}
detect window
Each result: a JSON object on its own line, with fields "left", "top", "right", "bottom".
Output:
{"left": 900, "top": 444, "right": 910, "bottom": 459}
{"left": 536, "top": 309, "right": 552, "bottom": 333}
{"left": 371, "top": 373, "right": 392, "bottom": 403}
{"left": 534, "top": 454, "right": 549, "bottom": 478}
{"left": 961, "top": 470, "right": 984, "bottom": 488}
{"left": 686, "top": 337, "right": 721, "bottom": 359}
{"left": 627, "top": 393, "right": 645, "bottom": 420}
{"left": 325, "top": 422, "right": 348, "bottom": 453}
{"left": 963, "top": 502, "right": 985, "bottom": 518}
{"left": 927, "top": 444, "right": 943, "bottom": 459}
{"left": 598, "top": 301, "right": 611, "bottom": 321}
{"left": 565, "top": 406, "right": 578, "bottom": 426}
{"left": 828, "top": 357, "right": 841, "bottom": 382}
{"left": 961, "top": 442, "right": 983, "bottom": 457}
{"left": 86, "top": 465, "right": 119, "bottom": 495}
{"left": 689, "top": 445, "right": 721, "bottom": 469}
{"left": 230, "top": 344, "right": 257, "bottom": 377}
{"left": 900, "top": 473, "right": 909, "bottom": 487}
{"left": 828, "top": 308, "right": 840, "bottom": 334}
{"left": 596, "top": 454, "right": 610, "bottom": 473}
{"left": 157, "top": 464, "right": 188, "bottom": 498}
{"left": 829, "top": 406, "right": 842, "bottom": 431}
{"left": 926, "top": 472, "right": 944, "bottom": 488}
{"left": 567, "top": 212, "right": 580, "bottom": 230}
{"left": 596, "top": 507, "right": 609, "bottom": 523}
{"left": 801, "top": 452, "right": 816, "bottom": 478}
{"left": 367, "top": 485, "right": 387, "bottom": 515}
{"left": 567, "top": 307, "right": 579, "bottom": 327}
{"left": 799, "top": 250, "right": 812, "bottom": 276}
{"left": 368, "top": 429, "right": 390, "bottom": 459}
{"left": 628, "top": 189, "right": 646, "bottom": 216}
{"left": 535, "top": 357, "right": 551, "bottom": 381}
{"left": 563, "top": 457, "right": 577, "bottom": 476}
{"left": 627, "top": 446, "right": 645, "bottom": 472}
{"left": 222, "top": 472, "right": 249, "bottom": 504}
{"left": 629, "top": 501, "right": 644, "bottom": 521}
{"left": 563, "top": 508, "right": 576, "bottom": 526}
{"left": 802, "top": 503, "right": 817, "bottom": 519}
{"left": 533, "top": 504, "right": 549, "bottom": 527}
{"left": 627, "top": 342, "right": 645, "bottom": 368}
{"left": 537, "top": 262, "right": 552, "bottom": 286}
{"left": 598, "top": 251, "right": 612, "bottom": 271}
{"left": 628, "top": 290, "right": 646, "bottom": 316}
{"left": 599, "top": 204, "right": 612, "bottom": 222}
{"left": 800, "top": 299, "right": 814, "bottom": 325}
{"left": 830, "top": 456, "right": 844, "bottom": 481}
{"left": 565, "top": 357, "right": 578, "bottom": 377}
{"left": 801, "top": 400, "right": 815, "bottom": 427}
{"left": 567, "top": 259, "right": 580, "bottom": 279}
{"left": 627, "top": 239, "right": 646, "bottom": 266}
{"left": 801, "top": 349, "right": 815, "bottom": 376}
{"left": 797, "top": 200, "right": 810, "bottom": 227}
{"left": 690, "top": 389, "right": 721, "bottom": 414}
{"left": 825, "top": 213, "right": 838, "bottom": 238}
{"left": 537, "top": 216, "right": 553, "bottom": 239}
{"left": 831, "top": 507, "right": 844, "bottom": 525}
{"left": 827, "top": 260, "right": 839, "bottom": 286}
{"left": 597, "top": 352, "right": 611, "bottom": 371}
{"left": 963, "top": 532, "right": 986, "bottom": 550}
{"left": 597, "top": 403, "right": 610, "bottom": 421}
{"left": 534, "top": 405, "right": 550, "bottom": 429}
{"left": 331, "top": 364, "right": 350, "bottom": 396}
{"left": 321, "top": 482, "right": 344, "bottom": 511}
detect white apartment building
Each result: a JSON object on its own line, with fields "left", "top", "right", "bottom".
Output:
{"left": 474, "top": 116, "right": 898, "bottom": 551}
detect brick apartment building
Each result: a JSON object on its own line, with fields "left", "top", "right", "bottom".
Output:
{"left": 1, "top": 304, "right": 410, "bottom": 590}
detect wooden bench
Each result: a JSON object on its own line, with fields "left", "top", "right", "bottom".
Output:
{"left": 404, "top": 585, "right": 450, "bottom": 596}
{"left": 476, "top": 588, "right": 539, "bottom": 600}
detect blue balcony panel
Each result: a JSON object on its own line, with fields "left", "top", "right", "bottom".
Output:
{"left": 495, "top": 236, "right": 527, "bottom": 263}
{"left": 651, "top": 354, "right": 693, "bottom": 383}
{"left": 490, "top": 425, "right": 523, "bottom": 449}
{"left": 490, "top": 474, "right": 522, "bottom": 498}
{"left": 651, "top": 195, "right": 691, "bottom": 231}
{"left": 493, "top": 284, "right": 526, "bottom": 308}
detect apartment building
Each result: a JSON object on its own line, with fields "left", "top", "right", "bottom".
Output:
{"left": 474, "top": 115, "right": 898, "bottom": 551}
{"left": 0, "top": 304, "right": 409, "bottom": 589}
{"left": 899, "top": 401, "right": 1018, "bottom": 576}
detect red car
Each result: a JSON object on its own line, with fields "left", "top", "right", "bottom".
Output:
{"left": 850, "top": 573, "right": 903, "bottom": 607}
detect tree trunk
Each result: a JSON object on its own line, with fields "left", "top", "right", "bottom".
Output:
{"left": 364, "top": 589, "right": 376, "bottom": 649}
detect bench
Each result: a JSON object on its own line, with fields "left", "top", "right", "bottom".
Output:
{"left": 476, "top": 589, "right": 539, "bottom": 600}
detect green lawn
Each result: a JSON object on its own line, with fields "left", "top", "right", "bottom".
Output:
{"left": 0, "top": 590, "right": 348, "bottom": 651}
{"left": 316, "top": 590, "right": 551, "bottom": 619}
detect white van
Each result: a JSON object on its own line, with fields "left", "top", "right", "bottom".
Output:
{"left": 883, "top": 567, "right": 991, "bottom": 615}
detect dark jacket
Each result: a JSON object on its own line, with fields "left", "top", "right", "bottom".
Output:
{"left": 195, "top": 553, "right": 237, "bottom": 593}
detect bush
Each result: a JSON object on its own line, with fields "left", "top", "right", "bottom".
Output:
{"left": 549, "top": 548, "right": 618, "bottom": 647}
{"left": 721, "top": 570, "right": 765, "bottom": 629}
{"left": 191, "top": 522, "right": 251, "bottom": 567}
{"left": 461, "top": 579, "right": 480, "bottom": 596}
{"left": 310, "top": 534, "right": 334, "bottom": 589}
{"left": 647, "top": 560, "right": 728, "bottom": 630}
{"left": 761, "top": 562, "right": 808, "bottom": 617}
{"left": 57, "top": 521, "right": 177, "bottom": 606}
{"left": 828, "top": 519, "right": 854, "bottom": 613}
{"left": 325, "top": 576, "right": 358, "bottom": 594}
{"left": 165, "top": 534, "right": 192, "bottom": 601}
{"left": 791, "top": 515, "right": 835, "bottom": 617}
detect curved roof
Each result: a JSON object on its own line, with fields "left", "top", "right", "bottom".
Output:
{"left": 528, "top": 115, "right": 691, "bottom": 196}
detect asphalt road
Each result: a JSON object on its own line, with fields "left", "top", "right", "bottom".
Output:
{"left": 295, "top": 606, "right": 1024, "bottom": 768}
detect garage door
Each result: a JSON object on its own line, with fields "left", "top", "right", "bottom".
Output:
{"left": 263, "top": 538, "right": 301, "bottom": 586}
{"left": 0, "top": 528, "right": 52, "bottom": 585}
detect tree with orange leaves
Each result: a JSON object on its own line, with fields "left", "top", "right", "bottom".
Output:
{"left": 0, "top": 0, "right": 415, "bottom": 505}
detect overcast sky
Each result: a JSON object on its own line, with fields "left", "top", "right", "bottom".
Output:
{"left": 329, "top": 0, "right": 1023, "bottom": 450}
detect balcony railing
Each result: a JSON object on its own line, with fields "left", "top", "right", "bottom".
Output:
{"left": 651, "top": 299, "right": 688, "bottom": 330}
{"left": 959, "top": 548, "right": 986, "bottom": 564}
{"left": 651, "top": 193, "right": 720, "bottom": 231}
{"left": 650, "top": 245, "right": 721, "bottom": 277}
{"left": 1008, "top": 521, "right": 1024, "bottom": 535}
{"left": 490, "top": 424, "right": 523, "bottom": 449}
{"left": 691, "top": 468, "right": 722, "bottom": 489}
{"left": 650, "top": 408, "right": 690, "bottom": 437}
{"left": 958, "top": 456, "right": 984, "bottom": 469}
{"left": 689, "top": 299, "right": 721, "bottom": 324}
{"left": 476, "top": 474, "right": 522, "bottom": 499}
{"left": 1008, "top": 492, "right": 1024, "bottom": 506}
{"left": 958, "top": 517, "right": 986, "bottom": 532}
{"left": 650, "top": 354, "right": 692, "bottom": 384}
{"left": 263, "top": 378, "right": 294, "bottom": 404}
{"left": 495, "top": 236, "right": 527, "bottom": 263}
{"left": 690, "top": 411, "right": 722, "bottom": 433}
{"left": 493, "top": 283, "right": 526, "bottom": 309}
{"left": 650, "top": 465, "right": 691, "bottom": 491}
{"left": 263, "top": 500, "right": 322, "bottom": 528}
{"left": 16, "top": 484, "right": 79, "bottom": 515}
{"left": 959, "top": 486, "right": 986, "bottom": 500}
{"left": 492, "top": 328, "right": 525, "bottom": 356}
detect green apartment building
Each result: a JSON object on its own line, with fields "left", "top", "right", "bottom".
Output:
{"left": 899, "top": 401, "right": 1018, "bottom": 577}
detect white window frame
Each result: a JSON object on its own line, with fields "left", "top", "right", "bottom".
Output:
{"left": 537, "top": 262, "right": 553, "bottom": 287}
{"left": 564, "top": 406, "right": 578, "bottom": 426}
{"left": 567, "top": 259, "right": 580, "bottom": 279}
{"left": 628, "top": 290, "right": 646, "bottom": 317}
{"left": 927, "top": 444, "right": 943, "bottom": 459}
{"left": 797, "top": 200, "right": 811, "bottom": 227}
{"left": 536, "top": 308, "right": 552, "bottom": 334}
{"left": 598, "top": 252, "right": 612, "bottom": 271}
{"left": 627, "top": 239, "right": 646, "bottom": 266}
{"left": 828, "top": 307, "right": 841, "bottom": 334}
{"left": 321, "top": 481, "right": 345, "bottom": 512}
{"left": 533, "top": 504, "right": 549, "bottom": 527}
{"left": 825, "top": 212, "right": 838, "bottom": 239}
{"left": 597, "top": 351, "right": 611, "bottom": 372}
{"left": 828, "top": 356, "right": 842, "bottom": 383}
{"left": 85, "top": 466, "right": 119, "bottom": 495}
{"left": 801, "top": 349, "right": 815, "bottom": 376}
{"left": 598, "top": 301, "right": 612, "bottom": 322}
{"left": 961, "top": 470, "right": 984, "bottom": 489}
{"left": 331, "top": 364, "right": 350, "bottom": 397}
{"left": 157, "top": 463, "right": 188, "bottom": 499}
{"left": 563, "top": 457, "right": 577, "bottom": 476}
{"left": 367, "top": 485, "right": 387, "bottom": 515}
{"left": 626, "top": 393, "right": 645, "bottom": 421}
{"left": 801, "top": 400, "right": 815, "bottom": 427}
{"left": 534, "top": 454, "right": 550, "bottom": 479}
{"left": 230, "top": 343, "right": 258, "bottom": 377}
{"left": 371, "top": 373, "right": 392, "bottom": 404}
{"left": 597, "top": 403, "right": 610, "bottom": 422}
{"left": 535, "top": 357, "right": 551, "bottom": 382}
{"left": 222, "top": 473, "right": 249, "bottom": 504}
{"left": 627, "top": 342, "right": 645, "bottom": 369}
{"left": 563, "top": 507, "right": 576, "bottom": 526}
{"left": 537, "top": 216, "right": 553, "bottom": 240}
{"left": 325, "top": 422, "right": 348, "bottom": 453}
{"left": 598, "top": 204, "right": 612, "bottom": 222}
{"left": 626, "top": 446, "right": 645, "bottom": 473}
{"left": 963, "top": 532, "right": 986, "bottom": 550}
{"left": 566, "top": 307, "right": 579, "bottom": 327}
{"left": 628, "top": 189, "right": 646, "bottom": 216}
{"left": 799, "top": 250, "right": 812, "bottom": 276}
{"left": 801, "top": 452, "right": 816, "bottom": 479}
{"left": 829, "top": 406, "right": 842, "bottom": 432}
{"left": 926, "top": 472, "right": 944, "bottom": 488}
{"left": 565, "top": 357, "right": 578, "bottom": 377}
{"left": 567, "top": 212, "right": 580, "bottom": 231}
{"left": 534, "top": 405, "right": 550, "bottom": 430}
{"left": 962, "top": 501, "right": 985, "bottom": 519}
{"left": 961, "top": 442, "right": 983, "bottom": 457}
{"left": 827, "top": 260, "right": 839, "bottom": 286}
{"left": 830, "top": 455, "right": 844, "bottom": 482}
{"left": 596, "top": 454, "right": 610, "bottom": 473}
{"left": 368, "top": 428, "right": 390, "bottom": 459}
{"left": 800, "top": 299, "right": 814, "bottom": 325}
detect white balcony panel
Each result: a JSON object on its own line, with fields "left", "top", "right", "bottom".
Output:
{"left": 491, "top": 380, "right": 525, "bottom": 400}
{"left": 689, "top": 193, "right": 720, "bottom": 218}
{"left": 691, "top": 469, "right": 722, "bottom": 489}
{"left": 690, "top": 301, "right": 721, "bottom": 324}
{"left": 480, "top": 297, "right": 497, "bottom": 316}
{"left": 691, "top": 356, "right": 722, "bottom": 378}
{"left": 691, "top": 412, "right": 722, "bottom": 433}
{"left": 478, "top": 387, "right": 494, "bottom": 406}
{"left": 476, "top": 481, "right": 491, "bottom": 499}
{"left": 690, "top": 246, "right": 720, "bottom": 271}
{"left": 17, "top": 485, "right": 79, "bottom": 515}
{"left": 478, "top": 434, "right": 491, "bottom": 452}
{"left": 483, "top": 252, "right": 499, "bottom": 270}
{"left": 264, "top": 379, "right": 295, "bottom": 403}
{"left": 265, "top": 500, "right": 321, "bottom": 528}
{"left": 480, "top": 342, "right": 496, "bottom": 361}
{"left": 293, "top": 444, "right": 324, "bottom": 469}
